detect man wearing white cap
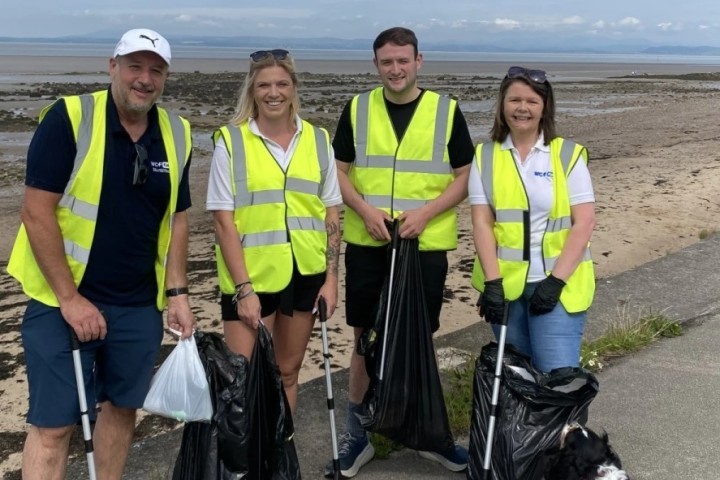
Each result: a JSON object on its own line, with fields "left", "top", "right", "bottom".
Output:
{"left": 8, "top": 28, "right": 194, "bottom": 478}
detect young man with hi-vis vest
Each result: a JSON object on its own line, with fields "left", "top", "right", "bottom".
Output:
{"left": 325, "top": 27, "right": 474, "bottom": 478}
{"left": 7, "top": 29, "right": 194, "bottom": 479}
{"left": 470, "top": 66, "right": 596, "bottom": 374}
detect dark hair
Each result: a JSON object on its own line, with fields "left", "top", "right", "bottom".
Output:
{"left": 489, "top": 76, "right": 557, "bottom": 144}
{"left": 373, "top": 27, "right": 418, "bottom": 57}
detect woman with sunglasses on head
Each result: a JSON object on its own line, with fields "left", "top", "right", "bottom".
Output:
{"left": 469, "top": 66, "right": 596, "bottom": 373}
{"left": 206, "top": 49, "right": 342, "bottom": 411}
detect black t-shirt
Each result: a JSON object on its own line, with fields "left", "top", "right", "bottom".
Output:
{"left": 333, "top": 89, "right": 474, "bottom": 168}
{"left": 25, "top": 89, "right": 192, "bottom": 306}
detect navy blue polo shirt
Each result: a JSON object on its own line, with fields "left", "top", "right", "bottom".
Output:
{"left": 25, "top": 88, "right": 192, "bottom": 306}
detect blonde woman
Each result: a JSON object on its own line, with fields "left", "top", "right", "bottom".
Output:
{"left": 206, "top": 49, "right": 342, "bottom": 411}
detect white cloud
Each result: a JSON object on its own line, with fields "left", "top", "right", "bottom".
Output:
{"left": 617, "top": 17, "right": 641, "bottom": 27}
{"left": 657, "top": 22, "right": 673, "bottom": 30}
{"left": 561, "top": 16, "right": 585, "bottom": 25}
{"left": 494, "top": 18, "right": 521, "bottom": 29}
{"left": 592, "top": 20, "right": 606, "bottom": 29}
{"left": 175, "top": 14, "right": 194, "bottom": 23}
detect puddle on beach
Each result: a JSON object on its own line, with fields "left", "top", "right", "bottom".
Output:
{"left": 0, "top": 132, "right": 32, "bottom": 156}
{"left": 560, "top": 105, "right": 640, "bottom": 117}
{"left": 468, "top": 122, "right": 493, "bottom": 142}
{"left": 0, "top": 73, "right": 108, "bottom": 86}
{"left": 558, "top": 94, "right": 643, "bottom": 117}
{"left": 460, "top": 99, "right": 496, "bottom": 113}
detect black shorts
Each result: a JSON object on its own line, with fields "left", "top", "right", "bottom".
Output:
{"left": 221, "top": 266, "right": 326, "bottom": 319}
{"left": 344, "top": 243, "right": 448, "bottom": 333}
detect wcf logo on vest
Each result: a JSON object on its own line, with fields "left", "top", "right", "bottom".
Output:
{"left": 151, "top": 161, "right": 170, "bottom": 173}
{"left": 534, "top": 171, "right": 553, "bottom": 181}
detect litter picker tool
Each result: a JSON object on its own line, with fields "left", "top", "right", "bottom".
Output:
{"left": 482, "top": 304, "right": 509, "bottom": 480}
{"left": 378, "top": 219, "right": 400, "bottom": 381}
{"left": 69, "top": 325, "right": 97, "bottom": 480}
{"left": 318, "top": 296, "right": 340, "bottom": 480}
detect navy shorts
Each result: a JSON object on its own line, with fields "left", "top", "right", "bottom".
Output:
{"left": 21, "top": 299, "right": 163, "bottom": 428}
{"left": 344, "top": 243, "right": 448, "bottom": 333}
{"left": 221, "top": 266, "right": 326, "bottom": 319}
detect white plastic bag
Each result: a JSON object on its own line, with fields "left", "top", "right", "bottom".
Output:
{"left": 143, "top": 334, "right": 213, "bottom": 422}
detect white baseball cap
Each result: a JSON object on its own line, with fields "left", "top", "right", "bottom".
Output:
{"left": 113, "top": 28, "right": 171, "bottom": 65}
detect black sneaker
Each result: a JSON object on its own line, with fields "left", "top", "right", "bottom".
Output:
{"left": 324, "top": 432, "right": 375, "bottom": 478}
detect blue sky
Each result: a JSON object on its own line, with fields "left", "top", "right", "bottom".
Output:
{"left": 3, "top": 0, "right": 720, "bottom": 46}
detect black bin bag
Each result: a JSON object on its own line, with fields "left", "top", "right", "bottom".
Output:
{"left": 246, "top": 324, "right": 300, "bottom": 480}
{"left": 173, "top": 328, "right": 300, "bottom": 479}
{"left": 359, "top": 237, "right": 455, "bottom": 455}
{"left": 467, "top": 342, "right": 599, "bottom": 480}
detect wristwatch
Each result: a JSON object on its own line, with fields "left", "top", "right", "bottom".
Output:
{"left": 165, "top": 287, "right": 189, "bottom": 297}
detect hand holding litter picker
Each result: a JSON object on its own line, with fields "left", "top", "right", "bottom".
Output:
{"left": 482, "top": 303, "right": 509, "bottom": 480}
{"left": 68, "top": 325, "right": 97, "bottom": 480}
{"left": 480, "top": 278, "right": 506, "bottom": 325}
{"left": 378, "top": 219, "right": 400, "bottom": 381}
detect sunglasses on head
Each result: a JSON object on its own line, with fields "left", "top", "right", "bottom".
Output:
{"left": 507, "top": 66, "right": 547, "bottom": 84}
{"left": 132, "top": 143, "right": 149, "bottom": 186}
{"left": 250, "top": 49, "right": 290, "bottom": 62}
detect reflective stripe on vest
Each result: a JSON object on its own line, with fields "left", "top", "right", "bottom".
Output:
{"left": 58, "top": 94, "right": 187, "bottom": 268}
{"left": 213, "top": 122, "right": 329, "bottom": 294}
{"left": 344, "top": 88, "right": 457, "bottom": 250}
{"left": 472, "top": 138, "right": 595, "bottom": 312}
{"left": 225, "top": 124, "right": 328, "bottom": 247}
{"left": 354, "top": 91, "right": 452, "bottom": 210}
{"left": 479, "top": 139, "right": 591, "bottom": 266}
{"left": 8, "top": 90, "right": 190, "bottom": 309}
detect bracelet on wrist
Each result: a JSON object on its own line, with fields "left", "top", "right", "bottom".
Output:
{"left": 165, "top": 287, "right": 189, "bottom": 297}
{"left": 232, "top": 288, "right": 256, "bottom": 305}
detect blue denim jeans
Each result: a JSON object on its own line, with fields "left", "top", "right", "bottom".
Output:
{"left": 491, "top": 283, "right": 587, "bottom": 373}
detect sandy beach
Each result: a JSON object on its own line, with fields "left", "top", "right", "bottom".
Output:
{"left": 1, "top": 55, "right": 720, "bottom": 477}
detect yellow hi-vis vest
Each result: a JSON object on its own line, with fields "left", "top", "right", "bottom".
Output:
{"left": 344, "top": 87, "right": 457, "bottom": 251}
{"left": 471, "top": 138, "right": 595, "bottom": 313}
{"left": 7, "top": 90, "right": 191, "bottom": 310}
{"left": 213, "top": 121, "right": 330, "bottom": 294}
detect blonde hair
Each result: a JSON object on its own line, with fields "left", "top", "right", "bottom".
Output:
{"left": 229, "top": 53, "right": 300, "bottom": 126}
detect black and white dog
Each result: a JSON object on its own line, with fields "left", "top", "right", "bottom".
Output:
{"left": 543, "top": 423, "right": 629, "bottom": 480}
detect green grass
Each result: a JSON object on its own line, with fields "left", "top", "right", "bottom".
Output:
{"left": 699, "top": 228, "right": 715, "bottom": 240}
{"left": 580, "top": 312, "right": 682, "bottom": 371}
{"left": 369, "top": 311, "right": 683, "bottom": 453}
{"left": 370, "top": 433, "right": 404, "bottom": 459}
{"left": 439, "top": 311, "right": 683, "bottom": 436}
{"left": 445, "top": 355, "right": 477, "bottom": 438}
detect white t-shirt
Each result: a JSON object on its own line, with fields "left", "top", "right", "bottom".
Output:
{"left": 206, "top": 116, "right": 343, "bottom": 211}
{"left": 468, "top": 135, "right": 595, "bottom": 282}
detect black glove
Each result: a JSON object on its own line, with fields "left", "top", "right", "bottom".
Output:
{"left": 479, "top": 278, "right": 506, "bottom": 324}
{"left": 528, "top": 274, "right": 566, "bottom": 315}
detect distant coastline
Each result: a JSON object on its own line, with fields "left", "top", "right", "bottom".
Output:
{"left": 2, "top": 41, "right": 720, "bottom": 67}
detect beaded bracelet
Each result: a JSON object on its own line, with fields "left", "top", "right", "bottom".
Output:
{"left": 232, "top": 287, "right": 257, "bottom": 305}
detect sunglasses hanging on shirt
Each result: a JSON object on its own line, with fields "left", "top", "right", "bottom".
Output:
{"left": 132, "top": 143, "right": 149, "bottom": 186}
